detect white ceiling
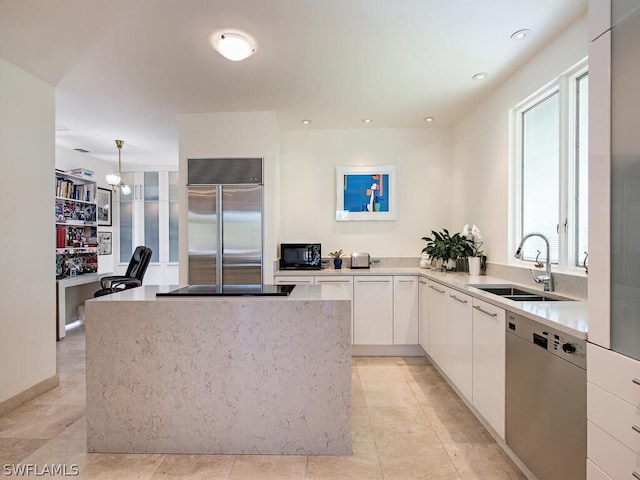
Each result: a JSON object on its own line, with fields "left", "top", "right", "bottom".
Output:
{"left": 0, "top": 0, "right": 586, "bottom": 167}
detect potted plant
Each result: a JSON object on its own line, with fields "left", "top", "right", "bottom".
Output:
{"left": 422, "top": 228, "right": 473, "bottom": 271}
{"left": 461, "top": 224, "right": 486, "bottom": 275}
{"left": 328, "top": 250, "right": 344, "bottom": 269}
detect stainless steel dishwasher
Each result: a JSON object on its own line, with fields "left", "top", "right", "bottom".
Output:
{"left": 505, "top": 311, "right": 586, "bottom": 480}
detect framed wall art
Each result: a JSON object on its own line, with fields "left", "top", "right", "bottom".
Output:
{"left": 336, "top": 165, "right": 397, "bottom": 221}
{"left": 97, "top": 232, "right": 112, "bottom": 255}
{"left": 97, "top": 188, "right": 112, "bottom": 226}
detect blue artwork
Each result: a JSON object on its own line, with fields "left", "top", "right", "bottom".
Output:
{"left": 343, "top": 174, "right": 389, "bottom": 212}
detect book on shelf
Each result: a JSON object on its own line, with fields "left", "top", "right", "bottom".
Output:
{"left": 56, "top": 227, "right": 67, "bottom": 248}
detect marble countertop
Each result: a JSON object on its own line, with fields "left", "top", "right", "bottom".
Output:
{"left": 276, "top": 267, "right": 588, "bottom": 339}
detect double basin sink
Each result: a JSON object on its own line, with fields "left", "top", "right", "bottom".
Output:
{"left": 469, "top": 284, "right": 575, "bottom": 302}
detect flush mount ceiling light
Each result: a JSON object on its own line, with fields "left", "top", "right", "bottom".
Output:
{"left": 511, "top": 29, "right": 531, "bottom": 40}
{"left": 301, "top": 119, "right": 312, "bottom": 125}
{"left": 472, "top": 72, "right": 489, "bottom": 81}
{"left": 106, "top": 139, "right": 131, "bottom": 195}
{"left": 209, "top": 31, "right": 256, "bottom": 61}
{"left": 361, "top": 119, "right": 372, "bottom": 124}
{"left": 423, "top": 117, "right": 434, "bottom": 123}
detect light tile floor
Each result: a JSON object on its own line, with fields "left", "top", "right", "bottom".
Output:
{"left": 0, "top": 326, "right": 525, "bottom": 479}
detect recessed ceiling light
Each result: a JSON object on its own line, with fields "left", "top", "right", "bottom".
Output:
{"left": 362, "top": 119, "right": 372, "bottom": 124}
{"left": 423, "top": 117, "right": 434, "bottom": 123}
{"left": 301, "top": 119, "right": 312, "bottom": 125}
{"left": 472, "top": 72, "right": 488, "bottom": 81}
{"left": 209, "top": 30, "right": 256, "bottom": 61}
{"left": 511, "top": 29, "right": 531, "bottom": 41}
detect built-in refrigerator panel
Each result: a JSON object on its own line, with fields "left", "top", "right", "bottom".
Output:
{"left": 221, "top": 185, "right": 263, "bottom": 286}
{"left": 187, "top": 158, "right": 263, "bottom": 287}
{"left": 187, "top": 186, "right": 218, "bottom": 285}
{"left": 610, "top": 3, "right": 640, "bottom": 360}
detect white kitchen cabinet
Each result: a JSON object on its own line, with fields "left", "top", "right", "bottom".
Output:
{"left": 353, "top": 276, "right": 393, "bottom": 345}
{"left": 472, "top": 298, "right": 505, "bottom": 438}
{"left": 418, "top": 278, "right": 429, "bottom": 352}
{"left": 587, "top": 343, "right": 640, "bottom": 479}
{"left": 393, "top": 276, "right": 419, "bottom": 345}
{"left": 427, "top": 280, "right": 450, "bottom": 370}
{"left": 448, "top": 290, "right": 473, "bottom": 400}
{"left": 116, "top": 171, "right": 179, "bottom": 284}
{"left": 314, "top": 276, "right": 354, "bottom": 342}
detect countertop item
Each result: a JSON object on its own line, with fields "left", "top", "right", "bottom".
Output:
{"left": 155, "top": 284, "right": 295, "bottom": 297}
{"left": 350, "top": 252, "right": 370, "bottom": 269}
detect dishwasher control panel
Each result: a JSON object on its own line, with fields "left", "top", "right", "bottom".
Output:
{"left": 507, "top": 312, "right": 586, "bottom": 369}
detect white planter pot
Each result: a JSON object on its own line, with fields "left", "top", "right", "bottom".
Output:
{"left": 468, "top": 256, "right": 481, "bottom": 276}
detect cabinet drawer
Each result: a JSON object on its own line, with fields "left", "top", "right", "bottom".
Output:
{"left": 588, "top": 343, "right": 640, "bottom": 407}
{"left": 588, "top": 421, "right": 640, "bottom": 480}
{"left": 314, "top": 276, "right": 353, "bottom": 287}
{"left": 587, "top": 460, "right": 613, "bottom": 480}
{"left": 588, "top": 382, "right": 640, "bottom": 455}
{"left": 273, "top": 275, "right": 314, "bottom": 285}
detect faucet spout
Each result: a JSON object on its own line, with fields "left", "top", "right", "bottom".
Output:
{"left": 514, "top": 233, "right": 554, "bottom": 292}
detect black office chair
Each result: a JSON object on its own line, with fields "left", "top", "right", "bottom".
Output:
{"left": 94, "top": 246, "right": 152, "bottom": 297}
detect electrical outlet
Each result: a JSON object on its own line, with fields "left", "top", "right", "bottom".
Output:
{"left": 370, "top": 258, "right": 381, "bottom": 266}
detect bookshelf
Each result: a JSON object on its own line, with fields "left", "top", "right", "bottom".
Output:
{"left": 55, "top": 170, "right": 98, "bottom": 279}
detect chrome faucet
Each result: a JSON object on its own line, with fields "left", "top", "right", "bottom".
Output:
{"left": 514, "top": 233, "right": 554, "bottom": 292}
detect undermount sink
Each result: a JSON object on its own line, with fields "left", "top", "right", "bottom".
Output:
{"left": 469, "top": 284, "right": 575, "bottom": 302}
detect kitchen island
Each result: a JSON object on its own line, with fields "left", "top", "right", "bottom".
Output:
{"left": 84, "top": 284, "right": 352, "bottom": 455}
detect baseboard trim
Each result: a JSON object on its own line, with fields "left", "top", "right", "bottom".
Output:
{"left": 0, "top": 375, "right": 59, "bottom": 417}
{"left": 352, "top": 345, "right": 426, "bottom": 356}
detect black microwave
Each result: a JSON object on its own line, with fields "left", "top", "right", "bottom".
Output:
{"left": 280, "top": 243, "right": 322, "bottom": 270}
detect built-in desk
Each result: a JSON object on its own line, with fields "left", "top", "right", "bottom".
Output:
{"left": 56, "top": 272, "right": 112, "bottom": 340}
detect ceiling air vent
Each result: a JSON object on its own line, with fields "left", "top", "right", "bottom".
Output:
{"left": 73, "top": 148, "right": 90, "bottom": 153}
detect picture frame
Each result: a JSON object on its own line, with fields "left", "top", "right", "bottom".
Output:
{"left": 97, "top": 232, "right": 112, "bottom": 255}
{"left": 336, "top": 165, "right": 397, "bottom": 221}
{"left": 97, "top": 187, "right": 112, "bottom": 226}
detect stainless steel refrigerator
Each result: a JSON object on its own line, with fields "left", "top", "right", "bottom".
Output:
{"left": 187, "top": 158, "right": 263, "bottom": 286}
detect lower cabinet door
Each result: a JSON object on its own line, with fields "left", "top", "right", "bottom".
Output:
{"left": 314, "top": 276, "right": 354, "bottom": 343}
{"left": 427, "top": 280, "right": 450, "bottom": 371}
{"left": 353, "top": 276, "right": 393, "bottom": 345}
{"left": 393, "top": 276, "right": 419, "bottom": 345}
{"left": 472, "top": 298, "right": 505, "bottom": 438}
{"left": 419, "top": 278, "right": 429, "bottom": 352}
{"left": 448, "top": 290, "right": 473, "bottom": 400}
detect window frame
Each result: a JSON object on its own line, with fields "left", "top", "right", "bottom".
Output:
{"left": 510, "top": 58, "right": 589, "bottom": 274}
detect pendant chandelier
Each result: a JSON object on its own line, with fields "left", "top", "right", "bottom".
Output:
{"left": 105, "top": 139, "right": 131, "bottom": 195}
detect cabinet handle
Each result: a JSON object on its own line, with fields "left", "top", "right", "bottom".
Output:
{"left": 450, "top": 294, "right": 468, "bottom": 304}
{"left": 632, "top": 472, "right": 640, "bottom": 480}
{"left": 398, "top": 280, "right": 415, "bottom": 283}
{"left": 632, "top": 425, "right": 640, "bottom": 435}
{"left": 358, "top": 280, "right": 390, "bottom": 283}
{"left": 419, "top": 280, "right": 427, "bottom": 285}
{"left": 318, "top": 280, "right": 350, "bottom": 284}
{"left": 135, "top": 184, "right": 139, "bottom": 200}
{"left": 473, "top": 305, "right": 497, "bottom": 317}
{"left": 429, "top": 285, "right": 445, "bottom": 294}
{"left": 633, "top": 378, "right": 640, "bottom": 386}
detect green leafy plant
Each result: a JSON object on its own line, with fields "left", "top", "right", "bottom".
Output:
{"left": 422, "top": 228, "right": 475, "bottom": 270}
{"left": 328, "top": 249, "right": 343, "bottom": 258}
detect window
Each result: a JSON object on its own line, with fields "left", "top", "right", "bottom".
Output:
{"left": 511, "top": 59, "right": 588, "bottom": 271}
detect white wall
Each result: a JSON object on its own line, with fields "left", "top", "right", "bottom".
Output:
{"left": 55, "top": 145, "right": 115, "bottom": 273}
{"left": 451, "top": 13, "right": 588, "bottom": 264}
{"left": 177, "top": 111, "right": 281, "bottom": 283}
{"left": 0, "top": 58, "right": 56, "bottom": 403}
{"left": 280, "top": 128, "right": 453, "bottom": 257}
